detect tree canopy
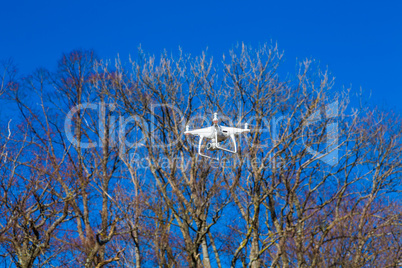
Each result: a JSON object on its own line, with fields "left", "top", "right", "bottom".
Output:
{"left": 0, "top": 44, "right": 401, "bottom": 268}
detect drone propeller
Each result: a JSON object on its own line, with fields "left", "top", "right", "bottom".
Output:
{"left": 213, "top": 112, "right": 218, "bottom": 124}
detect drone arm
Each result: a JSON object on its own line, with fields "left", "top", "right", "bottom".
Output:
{"left": 221, "top": 126, "right": 250, "bottom": 135}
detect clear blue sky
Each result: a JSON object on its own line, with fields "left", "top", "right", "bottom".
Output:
{"left": 1, "top": 0, "right": 401, "bottom": 111}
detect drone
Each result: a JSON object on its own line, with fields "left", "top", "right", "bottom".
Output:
{"left": 184, "top": 113, "right": 250, "bottom": 159}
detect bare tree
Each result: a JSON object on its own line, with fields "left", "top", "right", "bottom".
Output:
{"left": 48, "top": 50, "right": 124, "bottom": 267}
{"left": 0, "top": 70, "right": 73, "bottom": 268}
{"left": 0, "top": 44, "right": 400, "bottom": 268}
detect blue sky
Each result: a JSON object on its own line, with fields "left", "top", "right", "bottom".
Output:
{"left": 1, "top": 0, "right": 401, "bottom": 111}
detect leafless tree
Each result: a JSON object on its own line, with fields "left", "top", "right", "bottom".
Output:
{"left": 100, "top": 44, "right": 401, "bottom": 267}
{"left": 0, "top": 70, "right": 73, "bottom": 268}
{"left": 0, "top": 44, "right": 400, "bottom": 268}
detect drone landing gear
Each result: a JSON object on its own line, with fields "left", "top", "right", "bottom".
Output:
{"left": 215, "top": 133, "right": 237, "bottom": 154}
{"left": 197, "top": 133, "right": 237, "bottom": 161}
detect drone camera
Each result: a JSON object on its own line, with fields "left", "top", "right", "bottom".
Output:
{"left": 206, "top": 142, "right": 217, "bottom": 151}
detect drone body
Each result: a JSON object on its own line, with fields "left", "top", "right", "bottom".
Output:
{"left": 184, "top": 113, "right": 250, "bottom": 159}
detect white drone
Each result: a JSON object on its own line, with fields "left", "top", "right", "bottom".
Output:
{"left": 184, "top": 113, "right": 250, "bottom": 159}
